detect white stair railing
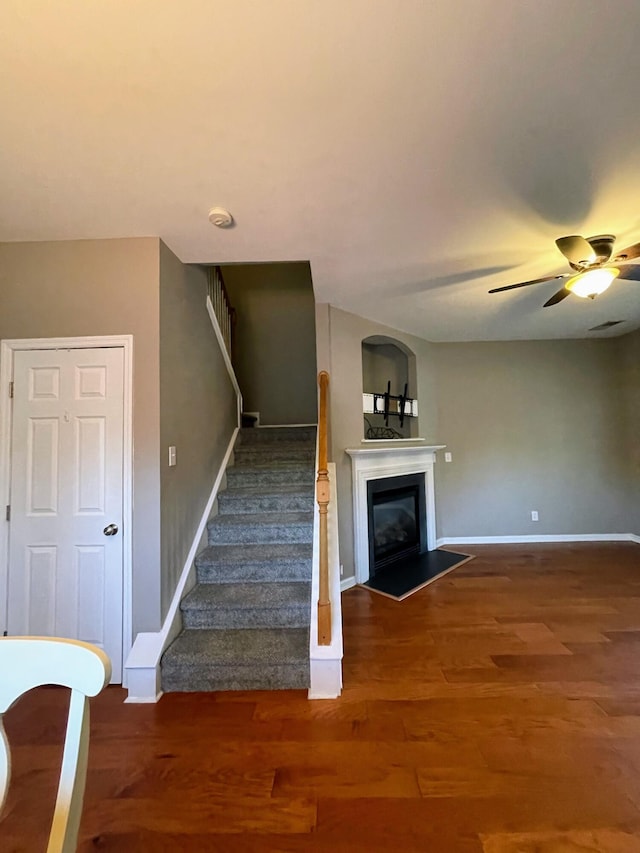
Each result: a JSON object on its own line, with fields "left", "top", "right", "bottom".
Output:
{"left": 309, "top": 372, "right": 343, "bottom": 699}
{"left": 207, "top": 266, "right": 235, "bottom": 359}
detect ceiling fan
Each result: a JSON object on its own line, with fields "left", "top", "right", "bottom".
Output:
{"left": 489, "top": 234, "right": 640, "bottom": 307}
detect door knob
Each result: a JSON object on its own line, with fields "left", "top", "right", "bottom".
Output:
{"left": 103, "top": 523, "right": 119, "bottom": 536}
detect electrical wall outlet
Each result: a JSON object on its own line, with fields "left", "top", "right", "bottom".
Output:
{"left": 531, "top": 510, "right": 539, "bottom": 521}
{"left": 444, "top": 452, "right": 452, "bottom": 462}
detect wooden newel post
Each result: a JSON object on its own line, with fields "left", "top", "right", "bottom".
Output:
{"left": 317, "top": 371, "right": 332, "bottom": 645}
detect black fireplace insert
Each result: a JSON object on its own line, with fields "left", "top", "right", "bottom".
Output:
{"left": 367, "top": 473, "right": 427, "bottom": 576}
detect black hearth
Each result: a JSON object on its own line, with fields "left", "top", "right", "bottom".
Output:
{"left": 367, "top": 473, "right": 427, "bottom": 577}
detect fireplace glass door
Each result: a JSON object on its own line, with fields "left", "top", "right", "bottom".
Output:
{"left": 367, "top": 474, "right": 427, "bottom": 576}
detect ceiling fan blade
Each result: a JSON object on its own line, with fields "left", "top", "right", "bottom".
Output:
{"left": 614, "top": 242, "right": 640, "bottom": 263}
{"left": 543, "top": 287, "right": 571, "bottom": 307}
{"left": 488, "top": 274, "right": 568, "bottom": 294}
{"left": 555, "top": 235, "right": 596, "bottom": 265}
{"left": 617, "top": 263, "right": 640, "bottom": 282}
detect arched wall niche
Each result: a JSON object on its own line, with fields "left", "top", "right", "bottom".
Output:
{"left": 361, "top": 335, "right": 419, "bottom": 439}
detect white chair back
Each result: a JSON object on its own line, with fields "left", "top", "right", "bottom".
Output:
{"left": 0, "top": 637, "right": 111, "bottom": 852}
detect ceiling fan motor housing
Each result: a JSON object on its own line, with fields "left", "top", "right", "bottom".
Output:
{"left": 569, "top": 234, "right": 616, "bottom": 271}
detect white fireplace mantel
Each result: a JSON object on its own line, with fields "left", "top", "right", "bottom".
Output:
{"left": 346, "top": 445, "right": 445, "bottom": 584}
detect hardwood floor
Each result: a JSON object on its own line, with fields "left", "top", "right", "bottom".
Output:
{"left": 3, "top": 543, "right": 640, "bottom": 851}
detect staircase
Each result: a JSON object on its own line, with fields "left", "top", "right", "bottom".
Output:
{"left": 161, "top": 426, "right": 316, "bottom": 692}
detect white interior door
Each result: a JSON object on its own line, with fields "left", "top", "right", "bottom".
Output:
{"left": 7, "top": 347, "right": 124, "bottom": 681}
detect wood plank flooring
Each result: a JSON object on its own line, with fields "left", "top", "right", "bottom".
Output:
{"left": 3, "top": 543, "right": 640, "bottom": 851}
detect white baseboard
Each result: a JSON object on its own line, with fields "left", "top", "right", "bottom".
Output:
{"left": 437, "top": 533, "right": 640, "bottom": 546}
{"left": 124, "top": 695, "right": 163, "bottom": 704}
{"left": 340, "top": 577, "right": 357, "bottom": 592}
{"left": 124, "top": 427, "right": 239, "bottom": 703}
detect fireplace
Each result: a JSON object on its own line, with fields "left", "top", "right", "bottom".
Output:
{"left": 346, "top": 444, "right": 444, "bottom": 584}
{"left": 367, "top": 474, "right": 427, "bottom": 576}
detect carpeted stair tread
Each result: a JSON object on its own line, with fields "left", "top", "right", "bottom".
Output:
{"left": 195, "top": 542, "right": 313, "bottom": 583}
{"left": 225, "top": 467, "right": 314, "bottom": 488}
{"left": 181, "top": 582, "right": 310, "bottom": 629}
{"left": 209, "top": 511, "right": 313, "bottom": 527}
{"left": 197, "top": 542, "right": 313, "bottom": 566}
{"left": 236, "top": 440, "right": 315, "bottom": 451}
{"left": 207, "top": 511, "right": 313, "bottom": 545}
{"left": 235, "top": 446, "right": 314, "bottom": 455}
{"left": 163, "top": 627, "right": 309, "bottom": 663}
{"left": 233, "top": 449, "right": 315, "bottom": 466}
{"left": 238, "top": 426, "right": 316, "bottom": 444}
{"left": 162, "top": 666, "right": 308, "bottom": 693}
{"left": 161, "top": 628, "right": 310, "bottom": 692}
{"left": 162, "top": 666, "right": 308, "bottom": 692}
{"left": 221, "top": 483, "right": 314, "bottom": 498}
{"left": 217, "top": 484, "right": 314, "bottom": 514}
{"left": 228, "top": 460, "right": 314, "bottom": 470}
{"left": 182, "top": 582, "right": 310, "bottom": 610}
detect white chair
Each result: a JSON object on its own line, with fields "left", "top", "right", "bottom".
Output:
{"left": 0, "top": 637, "right": 111, "bottom": 852}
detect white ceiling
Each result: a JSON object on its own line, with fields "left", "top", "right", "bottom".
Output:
{"left": 3, "top": 0, "right": 640, "bottom": 341}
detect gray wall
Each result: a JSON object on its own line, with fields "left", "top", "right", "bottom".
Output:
{"left": 159, "top": 243, "right": 237, "bottom": 618}
{"left": 617, "top": 329, "right": 640, "bottom": 534}
{"left": 0, "top": 238, "right": 162, "bottom": 633}
{"left": 318, "top": 304, "right": 635, "bottom": 581}
{"left": 222, "top": 263, "right": 317, "bottom": 425}
{"left": 316, "top": 305, "right": 439, "bottom": 579}
{"left": 433, "top": 340, "right": 626, "bottom": 539}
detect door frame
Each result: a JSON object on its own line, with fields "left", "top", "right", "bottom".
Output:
{"left": 0, "top": 335, "right": 134, "bottom": 682}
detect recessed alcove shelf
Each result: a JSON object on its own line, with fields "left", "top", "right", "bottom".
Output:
{"left": 362, "top": 336, "right": 418, "bottom": 440}
{"left": 346, "top": 445, "right": 445, "bottom": 584}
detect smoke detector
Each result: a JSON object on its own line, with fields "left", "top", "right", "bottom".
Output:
{"left": 208, "top": 207, "right": 234, "bottom": 228}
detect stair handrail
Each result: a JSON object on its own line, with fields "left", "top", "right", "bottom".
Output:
{"left": 207, "top": 266, "right": 236, "bottom": 360}
{"left": 317, "top": 370, "right": 331, "bottom": 645}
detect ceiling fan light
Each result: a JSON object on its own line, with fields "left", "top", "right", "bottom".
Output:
{"left": 566, "top": 267, "right": 619, "bottom": 299}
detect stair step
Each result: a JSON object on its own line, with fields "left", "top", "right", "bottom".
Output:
{"left": 161, "top": 424, "right": 318, "bottom": 694}
{"left": 196, "top": 543, "right": 313, "bottom": 583}
{"left": 218, "top": 484, "right": 314, "bottom": 515}
{"left": 237, "top": 426, "right": 316, "bottom": 445}
{"left": 207, "top": 511, "right": 313, "bottom": 545}
{"left": 161, "top": 627, "right": 310, "bottom": 692}
{"left": 233, "top": 446, "right": 315, "bottom": 466}
{"left": 226, "top": 465, "right": 314, "bottom": 488}
{"left": 181, "top": 582, "right": 311, "bottom": 629}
